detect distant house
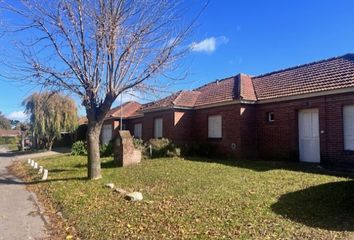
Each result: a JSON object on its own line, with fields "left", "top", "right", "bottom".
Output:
{"left": 83, "top": 54, "right": 354, "bottom": 167}
{"left": 0, "top": 129, "right": 20, "bottom": 137}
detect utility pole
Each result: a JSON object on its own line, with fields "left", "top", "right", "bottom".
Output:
{"left": 120, "top": 93, "right": 123, "bottom": 131}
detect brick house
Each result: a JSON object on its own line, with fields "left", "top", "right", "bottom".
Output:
{"left": 100, "top": 101, "right": 142, "bottom": 145}
{"left": 94, "top": 54, "right": 354, "bottom": 167}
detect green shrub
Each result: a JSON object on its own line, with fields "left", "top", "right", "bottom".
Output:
{"left": 100, "top": 141, "right": 113, "bottom": 157}
{"left": 147, "top": 138, "right": 181, "bottom": 158}
{"left": 0, "top": 136, "right": 18, "bottom": 145}
{"left": 180, "top": 142, "right": 216, "bottom": 158}
{"left": 71, "top": 141, "right": 87, "bottom": 156}
{"left": 133, "top": 138, "right": 148, "bottom": 157}
{"left": 148, "top": 138, "right": 170, "bottom": 158}
{"left": 167, "top": 145, "right": 181, "bottom": 157}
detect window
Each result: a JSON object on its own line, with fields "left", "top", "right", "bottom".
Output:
{"left": 154, "top": 118, "right": 163, "bottom": 138}
{"left": 343, "top": 105, "right": 354, "bottom": 150}
{"left": 134, "top": 123, "right": 142, "bottom": 139}
{"left": 267, "top": 112, "right": 275, "bottom": 122}
{"left": 102, "top": 124, "right": 112, "bottom": 145}
{"left": 208, "top": 115, "right": 222, "bottom": 138}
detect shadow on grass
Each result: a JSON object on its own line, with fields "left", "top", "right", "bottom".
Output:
{"left": 271, "top": 180, "right": 354, "bottom": 231}
{"left": 74, "top": 159, "right": 116, "bottom": 169}
{"left": 0, "top": 175, "right": 86, "bottom": 186}
{"left": 185, "top": 157, "right": 354, "bottom": 179}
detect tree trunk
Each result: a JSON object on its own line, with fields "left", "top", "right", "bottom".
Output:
{"left": 47, "top": 137, "right": 55, "bottom": 151}
{"left": 87, "top": 122, "right": 103, "bottom": 180}
{"left": 20, "top": 132, "right": 25, "bottom": 151}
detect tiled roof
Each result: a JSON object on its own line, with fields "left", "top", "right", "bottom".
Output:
{"left": 252, "top": 54, "right": 354, "bottom": 100}
{"left": 240, "top": 74, "right": 257, "bottom": 101}
{"left": 107, "top": 101, "right": 142, "bottom": 118}
{"left": 142, "top": 74, "right": 257, "bottom": 110}
{"left": 194, "top": 74, "right": 258, "bottom": 105}
{"left": 173, "top": 91, "right": 201, "bottom": 107}
{"left": 121, "top": 53, "right": 354, "bottom": 112}
{"left": 0, "top": 129, "right": 20, "bottom": 137}
{"left": 194, "top": 76, "right": 239, "bottom": 106}
{"left": 141, "top": 91, "right": 183, "bottom": 111}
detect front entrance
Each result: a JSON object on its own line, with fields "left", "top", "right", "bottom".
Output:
{"left": 298, "top": 108, "right": 320, "bottom": 163}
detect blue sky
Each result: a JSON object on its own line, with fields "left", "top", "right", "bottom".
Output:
{"left": 1, "top": 0, "right": 354, "bottom": 120}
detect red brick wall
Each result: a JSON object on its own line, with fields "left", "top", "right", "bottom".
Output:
{"left": 122, "top": 92, "right": 354, "bottom": 166}
{"left": 323, "top": 93, "right": 354, "bottom": 166}
{"left": 125, "top": 104, "right": 256, "bottom": 159}
{"left": 192, "top": 104, "right": 242, "bottom": 158}
{"left": 256, "top": 92, "right": 354, "bottom": 165}
{"left": 135, "top": 110, "right": 175, "bottom": 141}
{"left": 126, "top": 110, "right": 194, "bottom": 142}
{"left": 126, "top": 117, "right": 143, "bottom": 138}
{"left": 240, "top": 104, "right": 257, "bottom": 159}
{"left": 173, "top": 110, "right": 194, "bottom": 143}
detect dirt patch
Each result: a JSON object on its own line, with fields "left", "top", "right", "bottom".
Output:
{"left": 8, "top": 161, "right": 79, "bottom": 240}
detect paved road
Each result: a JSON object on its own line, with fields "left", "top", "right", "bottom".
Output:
{"left": 0, "top": 147, "right": 48, "bottom": 240}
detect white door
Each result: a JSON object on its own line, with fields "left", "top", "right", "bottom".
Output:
{"left": 298, "top": 109, "right": 320, "bottom": 163}
{"left": 102, "top": 124, "right": 112, "bottom": 145}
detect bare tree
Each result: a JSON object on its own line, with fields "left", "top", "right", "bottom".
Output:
{"left": 1, "top": 0, "right": 199, "bottom": 179}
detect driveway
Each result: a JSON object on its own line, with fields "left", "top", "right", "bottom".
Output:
{"left": 0, "top": 146, "right": 48, "bottom": 240}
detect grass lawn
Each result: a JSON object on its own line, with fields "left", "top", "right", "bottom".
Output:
{"left": 1, "top": 143, "right": 18, "bottom": 151}
{"left": 20, "top": 156, "right": 354, "bottom": 239}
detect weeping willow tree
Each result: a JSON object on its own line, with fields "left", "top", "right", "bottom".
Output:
{"left": 23, "top": 92, "right": 78, "bottom": 151}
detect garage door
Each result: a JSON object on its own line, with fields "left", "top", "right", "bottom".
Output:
{"left": 298, "top": 108, "right": 320, "bottom": 163}
{"left": 102, "top": 124, "right": 112, "bottom": 145}
{"left": 344, "top": 105, "right": 354, "bottom": 150}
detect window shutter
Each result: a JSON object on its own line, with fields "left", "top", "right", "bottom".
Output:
{"left": 344, "top": 105, "right": 354, "bottom": 150}
{"left": 154, "top": 118, "right": 163, "bottom": 138}
{"left": 134, "top": 123, "right": 142, "bottom": 139}
{"left": 208, "top": 115, "right": 222, "bottom": 138}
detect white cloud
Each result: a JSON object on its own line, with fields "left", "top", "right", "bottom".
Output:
{"left": 7, "top": 111, "right": 28, "bottom": 122}
{"left": 189, "top": 36, "right": 229, "bottom": 54}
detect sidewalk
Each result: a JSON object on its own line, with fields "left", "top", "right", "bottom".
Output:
{"left": 0, "top": 146, "right": 67, "bottom": 240}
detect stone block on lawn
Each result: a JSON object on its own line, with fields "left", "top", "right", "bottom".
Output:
{"left": 104, "top": 183, "right": 115, "bottom": 189}
{"left": 34, "top": 162, "right": 38, "bottom": 169}
{"left": 114, "top": 188, "right": 127, "bottom": 195}
{"left": 42, "top": 169, "right": 48, "bottom": 180}
{"left": 125, "top": 192, "right": 143, "bottom": 201}
{"left": 38, "top": 166, "right": 43, "bottom": 174}
{"left": 27, "top": 159, "right": 31, "bottom": 164}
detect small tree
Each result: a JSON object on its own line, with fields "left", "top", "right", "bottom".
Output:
{"left": 23, "top": 92, "right": 78, "bottom": 151}
{"left": 0, "top": 112, "right": 11, "bottom": 130}
{"left": 2, "top": 0, "right": 202, "bottom": 179}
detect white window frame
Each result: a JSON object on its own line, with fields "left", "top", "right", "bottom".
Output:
{"left": 343, "top": 105, "right": 354, "bottom": 151}
{"left": 154, "top": 118, "right": 163, "bottom": 138}
{"left": 134, "top": 123, "right": 142, "bottom": 139}
{"left": 208, "top": 115, "right": 222, "bottom": 139}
